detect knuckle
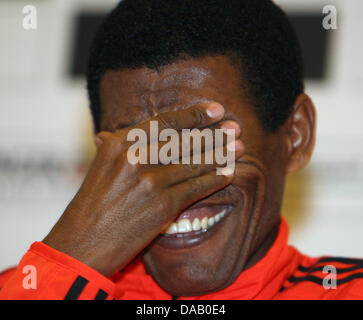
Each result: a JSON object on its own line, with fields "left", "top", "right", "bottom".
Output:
{"left": 139, "top": 172, "right": 158, "bottom": 192}
{"left": 103, "top": 135, "right": 120, "bottom": 148}
{"left": 158, "top": 113, "right": 177, "bottom": 130}
{"left": 98, "top": 136, "right": 120, "bottom": 157}
{"left": 190, "top": 107, "right": 207, "bottom": 125}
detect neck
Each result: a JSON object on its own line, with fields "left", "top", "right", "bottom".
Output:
{"left": 244, "top": 222, "right": 280, "bottom": 270}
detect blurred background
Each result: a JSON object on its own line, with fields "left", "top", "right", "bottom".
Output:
{"left": 0, "top": 0, "right": 362, "bottom": 271}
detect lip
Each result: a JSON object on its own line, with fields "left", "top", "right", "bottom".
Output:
{"left": 154, "top": 204, "right": 235, "bottom": 250}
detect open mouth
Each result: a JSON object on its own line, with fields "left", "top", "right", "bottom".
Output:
{"left": 155, "top": 204, "right": 235, "bottom": 250}
{"left": 162, "top": 205, "right": 233, "bottom": 237}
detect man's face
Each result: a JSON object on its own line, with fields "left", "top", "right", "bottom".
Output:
{"left": 99, "top": 55, "right": 288, "bottom": 296}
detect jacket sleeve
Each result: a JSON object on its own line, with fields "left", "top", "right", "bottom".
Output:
{"left": 0, "top": 242, "right": 118, "bottom": 300}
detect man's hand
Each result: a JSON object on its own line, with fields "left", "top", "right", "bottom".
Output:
{"left": 43, "top": 102, "right": 244, "bottom": 276}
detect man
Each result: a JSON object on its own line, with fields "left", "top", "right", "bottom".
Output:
{"left": 1, "top": 0, "right": 362, "bottom": 300}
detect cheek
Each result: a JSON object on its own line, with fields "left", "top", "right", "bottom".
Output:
{"left": 265, "top": 138, "right": 287, "bottom": 177}
{"left": 260, "top": 140, "right": 287, "bottom": 220}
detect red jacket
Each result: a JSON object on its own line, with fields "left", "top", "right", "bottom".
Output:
{"left": 1, "top": 218, "right": 363, "bottom": 300}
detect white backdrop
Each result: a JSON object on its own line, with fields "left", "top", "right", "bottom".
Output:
{"left": 0, "top": 0, "right": 362, "bottom": 271}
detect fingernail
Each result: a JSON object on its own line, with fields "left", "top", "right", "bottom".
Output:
{"left": 206, "top": 103, "right": 224, "bottom": 118}
{"left": 227, "top": 140, "right": 243, "bottom": 152}
{"left": 220, "top": 121, "right": 241, "bottom": 136}
{"left": 94, "top": 136, "right": 103, "bottom": 147}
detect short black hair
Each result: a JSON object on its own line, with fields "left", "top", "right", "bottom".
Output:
{"left": 87, "top": 0, "right": 304, "bottom": 132}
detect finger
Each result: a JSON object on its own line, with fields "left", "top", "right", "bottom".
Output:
{"left": 140, "top": 101, "right": 224, "bottom": 131}
{"left": 167, "top": 168, "right": 235, "bottom": 212}
{"left": 149, "top": 139, "right": 244, "bottom": 187}
{"left": 94, "top": 131, "right": 113, "bottom": 148}
{"left": 132, "top": 120, "right": 241, "bottom": 164}
{"left": 96, "top": 102, "right": 226, "bottom": 156}
{"left": 115, "top": 102, "right": 224, "bottom": 143}
{"left": 162, "top": 118, "right": 240, "bottom": 151}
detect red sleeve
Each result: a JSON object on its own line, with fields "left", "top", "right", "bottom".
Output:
{"left": 0, "top": 242, "right": 119, "bottom": 300}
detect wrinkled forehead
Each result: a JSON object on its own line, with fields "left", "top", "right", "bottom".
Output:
{"left": 99, "top": 56, "right": 246, "bottom": 130}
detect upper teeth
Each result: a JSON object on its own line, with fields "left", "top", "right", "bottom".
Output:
{"left": 163, "top": 209, "right": 227, "bottom": 235}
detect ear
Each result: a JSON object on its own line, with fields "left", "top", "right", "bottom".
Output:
{"left": 284, "top": 94, "right": 317, "bottom": 173}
